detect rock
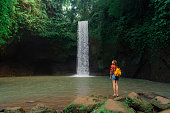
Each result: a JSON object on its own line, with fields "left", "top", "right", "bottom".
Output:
{"left": 138, "top": 92, "right": 158, "bottom": 100}
{"left": 63, "top": 96, "right": 106, "bottom": 113}
{"left": 4, "top": 107, "right": 25, "bottom": 113}
{"left": 113, "top": 96, "right": 126, "bottom": 101}
{"left": 107, "top": 95, "right": 115, "bottom": 99}
{"left": 128, "top": 92, "right": 139, "bottom": 98}
{"left": 103, "top": 99, "right": 131, "bottom": 113}
{"left": 159, "top": 109, "right": 170, "bottom": 113}
{"left": 127, "top": 92, "right": 153, "bottom": 112}
{"left": 0, "top": 108, "right": 4, "bottom": 112}
{"left": 72, "top": 96, "right": 104, "bottom": 106}
{"left": 150, "top": 96, "right": 170, "bottom": 110}
{"left": 155, "top": 96, "right": 170, "bottom": 104}
{"left": 26, "top": 100, "right": 35, "bottom": 103}
{"left": 29, "top": 103, "right": 56, "bottom": 113}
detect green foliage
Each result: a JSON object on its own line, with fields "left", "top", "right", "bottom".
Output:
{"left": 15, "top": 0, "right": 48, "bottom": 35}
{"left": 0, "top": 0, "right": 169, "bottom": 72}
{"left": 108, "top": 0, "right": 122, "bottom": 18}
{"left": 88, "top": 0, "right": 169, "bottom": 69}
{"left": 125, "top": 97, "right": 153, "bottom": 113}
{"left": 0, "top": 0, "right": 48, "bottom": 48}
{"left": 0, "top": 0, "right": 17, "bottom": 47}
{"left": 63, "top": 102, "right": 105, "bottom": 113}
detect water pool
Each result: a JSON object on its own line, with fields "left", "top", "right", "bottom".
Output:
{"left": 0, "top": 76, "right": 170, "bottom": 111}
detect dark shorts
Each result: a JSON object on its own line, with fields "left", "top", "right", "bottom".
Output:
{"left": 111, "top": 74, "right": 119, "bottom": 80}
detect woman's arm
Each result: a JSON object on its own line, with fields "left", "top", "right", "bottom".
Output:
{"left": 110, "top": 68, "right": 112, "bottom": 79}
{"left": 110, "top": 72, "right": 111, "bottom": 79}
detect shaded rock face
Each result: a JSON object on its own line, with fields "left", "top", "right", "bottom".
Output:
{"left": 0, "top": 37, "right": 76, "bottom": 76}
{"left": 90, "top": 37, "right": 170, "bottom": 82}
{"left": 121, "top": 47, "right": 170, "bottom": 83}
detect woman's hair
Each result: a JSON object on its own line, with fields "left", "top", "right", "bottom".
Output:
{"left": 112, "top": 60, "right": 117, "bottom": 65}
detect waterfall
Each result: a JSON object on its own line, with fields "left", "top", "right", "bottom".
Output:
{"left": 77, "top": 21, "right": 89, "bottom": 76}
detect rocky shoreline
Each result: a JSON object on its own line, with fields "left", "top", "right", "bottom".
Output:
{"left": 1, "top": 92, "right": 170, "bottom": 113}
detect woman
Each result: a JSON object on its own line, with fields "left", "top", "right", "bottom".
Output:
{"left": 110, "top": 60, "right": 119, "bottom": 97}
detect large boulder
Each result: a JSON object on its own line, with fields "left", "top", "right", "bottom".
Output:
{"left": 63, "top": 96, "right": 106, "bottom": 113}
{"left": 150, "top": 96, "right": 170, "bottom": 110}
{"left": 127, "top": 92, "right": 153, "bottom": 112}
{"left": 154, "top": 96, "right": 170, "bottom": 104}
{"left": 4, "top": 107, "right": 25, "bottom": 113}
{"left": 102, "top": 99, "right": 132, "bottom": 113}
{"left": 138, "top": 92, "right": 158, "bottom": 100}
{"left": 29, "top": 103, "right": 56, "bottom": 113}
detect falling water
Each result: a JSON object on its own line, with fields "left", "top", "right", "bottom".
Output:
{"left": 76, "top": 21, "right": 89, "bottom": 76}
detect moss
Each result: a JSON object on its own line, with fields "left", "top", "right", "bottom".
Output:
{"left": 63, "top": 101, "right": 106, "bottom": 113}
{"left": 126, "top": 97, "right": 153, "bottom": 113}
{"left": 93, "top": 99, "right": 100, "bottom": 102}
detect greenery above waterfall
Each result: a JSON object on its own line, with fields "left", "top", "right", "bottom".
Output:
{"left": 0, "top": 0, "right": 169, "bottom": 82}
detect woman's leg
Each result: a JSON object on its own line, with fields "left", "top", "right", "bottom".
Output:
{"left": 115, "top": 80, "right": 119, "bottom": 96}
{"left": 112, "top": 80, "right": 116, "bottom": 96}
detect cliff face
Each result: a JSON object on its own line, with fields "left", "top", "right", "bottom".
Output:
{"left": 0, "top": 37, "right": 169, "bottom": 83}
{"left": 0, "top": 37, "right": 76, "bottom": 76}
{"left": 122, "top": 48, "right": 170, "bottom": 83}
{"left": 89, "top": 38, "right": 170, "bottom": 83}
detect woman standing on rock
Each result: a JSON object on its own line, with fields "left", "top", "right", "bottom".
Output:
{"left": 110, "top": 60, "right": 119, "bottom": 97}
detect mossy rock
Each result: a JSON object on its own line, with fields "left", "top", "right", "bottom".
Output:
{"left": 150, "top": 98, "right": 170, "bottom": 110}
{"left": 4, "top": 107, "right": 25, "bottom": 113}
{"left": 127, "top": 92, "right": 153, "bottom": 113}
{"left": 63, "top": 102, "right": 105, "bottom": 113}
{"left": 102, "top": 99, "right": 133, "bottom": 113}
{"left": 63, "top": 96, "right": 106, "bottom": 113}
{"left": 93, "top": 106, "right": 123, "bottom": 113}
{"left": 29, "top": 103, "right": 56, "bottom": 113}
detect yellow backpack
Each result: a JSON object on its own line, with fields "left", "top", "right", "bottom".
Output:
{"left": 114, "top": 68, "right": 121, "bottom": 77}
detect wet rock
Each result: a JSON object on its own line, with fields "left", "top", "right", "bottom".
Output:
{"left": 113, "top": 96, "right": 126, "bottom": 102}
{"left": 26, "top": 100, "right": 35, "bottom": 103}
{"left": 103, "top": 99, "right": 131, "bottom": 113}
{"left": 127, "top": 92, "right": 153, "bottom": 112}
{"left": 138, "top": 92, "right": 158, "bottom": 100}
{"left": 4, "top": 107, "right": 25, "bottom": 113}
{"left": 29, "top": 103, "right": 56, "bottom": 113}
{"left": 150, "top": 96, "right": 170, "bottom": 110}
